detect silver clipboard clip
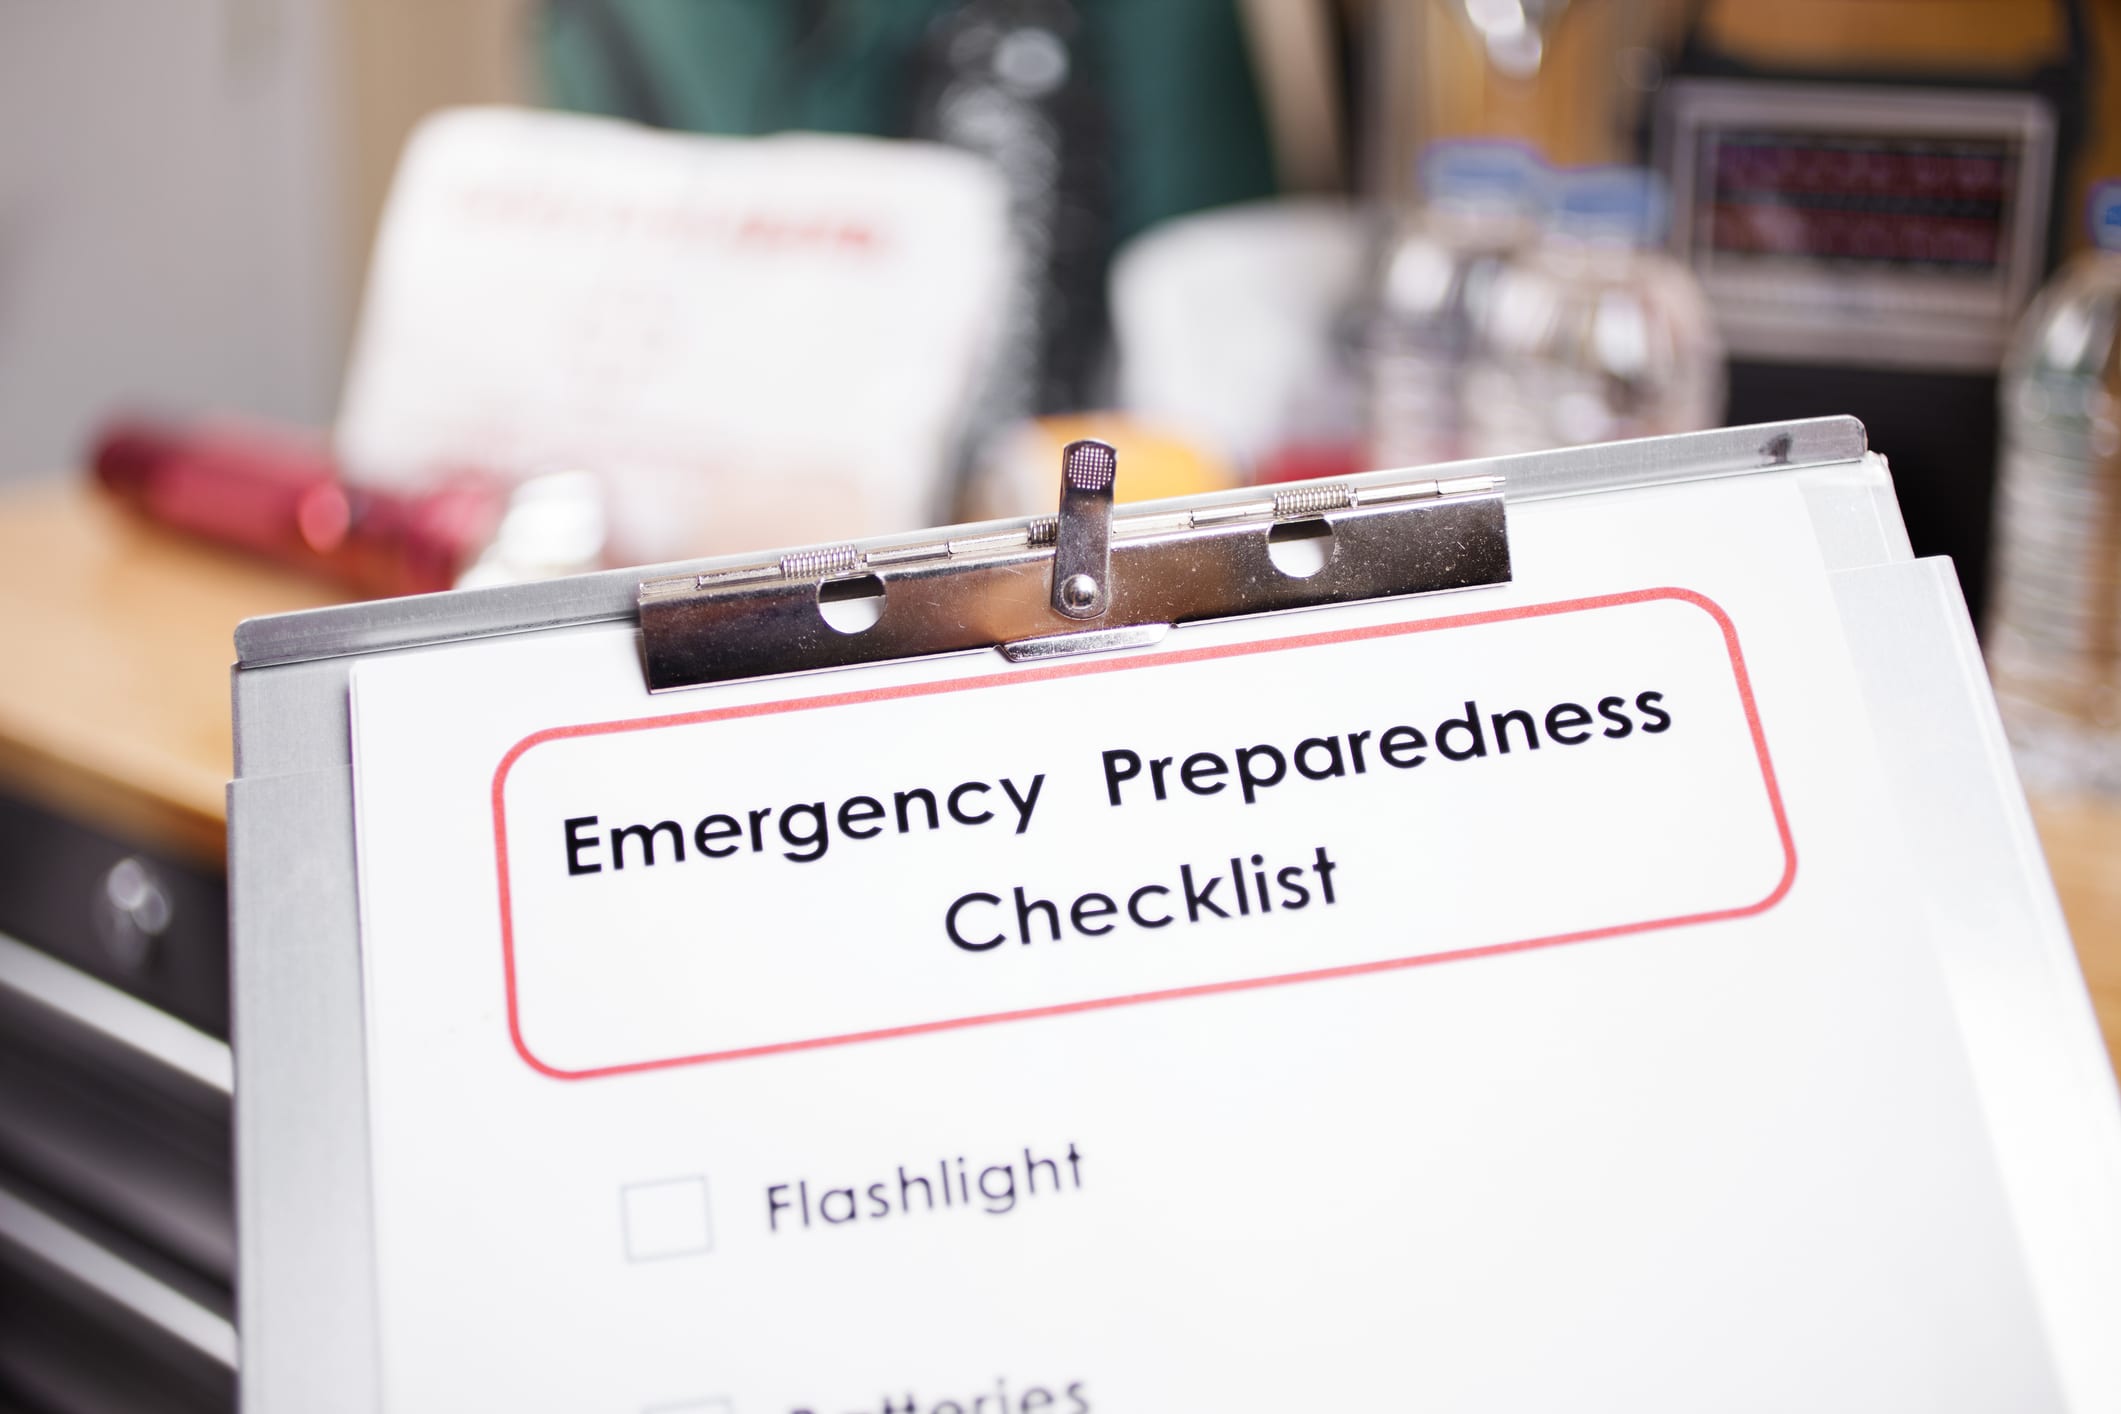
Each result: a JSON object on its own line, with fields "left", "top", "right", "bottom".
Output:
{"left": 637, "top": 441, "right": 1512, "bottom": 692}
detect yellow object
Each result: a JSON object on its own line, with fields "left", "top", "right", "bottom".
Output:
{"left": 1016, "top": 415, "right": 1236, "bottom": 504}
{"left": 965, "top": 415, "right": 1237, "bottom": 521}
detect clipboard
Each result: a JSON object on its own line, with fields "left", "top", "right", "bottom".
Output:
{"left": 228, "top": 417, "right": 2121, "bottom": 1413}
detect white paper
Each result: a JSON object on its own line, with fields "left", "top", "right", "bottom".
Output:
{"left": 336, "top": 108, "right": 1010, "bottom": 562}
{"left": 350, "top": 476, "right": 2066, "bottom": 1412}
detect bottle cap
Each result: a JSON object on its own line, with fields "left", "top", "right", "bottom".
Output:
{"left": 1418, "top": 140, "right": 1546, "bottom": 215}
{"left": 1549, "top": 166, "right": 1668, "bottom": 246}
{"left": 2089, "top": 181, "right": 2121, "bottom": 253}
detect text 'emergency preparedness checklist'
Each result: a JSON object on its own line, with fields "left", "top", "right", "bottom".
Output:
{"left": 493, "top": 589, "right": 1791, "bottom": 1079}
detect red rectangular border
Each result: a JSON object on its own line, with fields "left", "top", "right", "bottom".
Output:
{"left": 492, "top": 587, "right": 1796, "bottom": 1080}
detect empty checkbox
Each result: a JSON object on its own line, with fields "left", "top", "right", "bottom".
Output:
{"left": 622, "top": 1176, "right": 713, "bottom": 1261}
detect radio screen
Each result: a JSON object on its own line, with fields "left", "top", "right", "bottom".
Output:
{"left": 1702, "top": 132, "right": 2019, "bottom": 273}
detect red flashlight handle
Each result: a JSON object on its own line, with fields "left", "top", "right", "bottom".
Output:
{"left": 91, "top": 417, "right": 506, "bottom": 596}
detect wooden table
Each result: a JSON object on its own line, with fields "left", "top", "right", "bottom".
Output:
{"left": 0, "top": 481, "right": 341, "bottom": 864}
{"left": 1, "top": 478, "right": 2118, "bottom": 1078}
{"left": 2031, "top": 796, "right": 2121, "bottom": 1082}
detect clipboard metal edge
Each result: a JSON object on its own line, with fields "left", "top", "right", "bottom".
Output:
{"left": 232, "top": 417, "right": 1867, "bottom": 671}
{"left": 636, "top": 469, "right": 1510, "bottom": 692}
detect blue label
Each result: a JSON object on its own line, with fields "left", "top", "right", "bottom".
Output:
{"left": 2090, "top": 181, "right": 2121, "bottom": 252}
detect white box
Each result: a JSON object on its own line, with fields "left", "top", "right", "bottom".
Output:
{"left": 620, "top": 1177, "right": 712, "bottom": 1262}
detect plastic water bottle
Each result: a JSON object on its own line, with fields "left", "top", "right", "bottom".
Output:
{"left": 1463, "top": 166, "right": 1723, "bottom": 458}
{"left": 1359, "top": 141, "right": 1545, "bottom": 470}
{"left": 1987, "top": 183, "right": 2121, "bottom": 794}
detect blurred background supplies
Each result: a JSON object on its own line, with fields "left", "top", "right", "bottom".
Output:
{"left": 1368, "top": 0, "right": 1669, "bottom": 198}
{"left": 960, "top": 412, "right": 1236, "bottom": 522}
{"left": 1359, "top": 0, "right": 2096, "bottom": 620}
{"left": 906, "top": 0, "right": 1114, "bottom": 436}
{"left": 1108, "top": 198, "right": 1366, "bottom": 486}
{"left": 1652, "top": 0, "right": 2093, "bottom": 620}
{"left": 1989, "top": 181, "right": 2121, "bottom": 797}
{"left": 92, "top": 415, "right": 605, "bottom": 597}
{"left": 1345, "top": 144, "right": 1719, "bottom": 480}
{"left": 336, "top": 106, "right": 1012, "bottom": 564}
{"left": 1356, "top": 138, "right": 1545, "bottom": 471}
{"left": 542, "top": 0, "right": 1283, "bottom": 452}
{"left": 1462, "top": 164, "right": 1722, "bottom": 458}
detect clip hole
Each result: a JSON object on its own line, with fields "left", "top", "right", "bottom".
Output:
{"left": 817, "top": 574, "right": 886, "bottom": 634}
{"left": 1266, "top": 518, "right": 1333, "bottom": 579}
